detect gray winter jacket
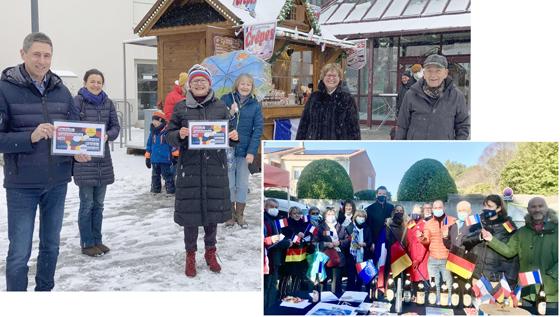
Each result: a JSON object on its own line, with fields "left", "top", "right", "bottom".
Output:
{"left": 72, "top": 93, "right": 120, "bottom": 187}
{"left": 395, "top": 78, "right": 470, "bottom": 140}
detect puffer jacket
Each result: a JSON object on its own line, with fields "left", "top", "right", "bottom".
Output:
{"left": 163, "top": 85, "right": 185, "bottom": 121}
{"left": 72, "top": 92, "right": 120, "bottom": 187}
{"left": 421, "top": 214, "right": 456, "bottom": 260}
{"left": 146, "top": 125, "right": 174, "bottom": 164}
{"left": 165, "top": 89, "right": 236, "bottom": 227}
{"left": 487, "top": 212, "right": 558, "bottom": 302}
{"left": 220, "top": 92, "right": 263, "bottom": 157}
{"left": 462, "top": 214, "right": 520, "bottom": 284}
{"left": 395, "top": 77, "right": 470, "bottom": 140}
{"left": 406, "top": 219, "right": 430, "bottom": 282}
{"left": 0, "top": 64, "right": 78, "bottom": 188}
{"left": 295, "top": 81, "right": 361, "bottom": 140}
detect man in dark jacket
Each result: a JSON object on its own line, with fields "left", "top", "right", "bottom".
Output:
{"left": 395, "top": 54, "right": 470, "bottom": 140}
{"left": 365, "top": 186, "right": 394, "bottom": 245}
{"left": 0, "top": 32, "right": 89, "bottom": 291}
{"left": 263, "top": 198, "right": 291, "bottom": 310}
{"left": 396, "top": 70, "right": 416, "bottom": 119}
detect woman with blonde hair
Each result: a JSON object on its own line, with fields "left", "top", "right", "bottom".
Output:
{"left": 295, "top": 63, "right": 360, "bottom": 140}
{"left": 220, "top": 73, "right": 264, "bottom": 229}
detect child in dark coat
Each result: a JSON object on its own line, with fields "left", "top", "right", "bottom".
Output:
{"left": 145, "top": 111, "right": 177, "bottom": 194}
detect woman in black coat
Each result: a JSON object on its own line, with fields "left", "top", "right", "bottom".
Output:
{"left": 166, "top": 64, "right": 239, "bottom": 278}
{"left": 462, "top": 195, "right": 520, "bottom": 286}
{"left": 73, "top": 69, "right": 120, "bottom": 257}
{"left": 295, "top": 63, "right": 361, "bottom": 140}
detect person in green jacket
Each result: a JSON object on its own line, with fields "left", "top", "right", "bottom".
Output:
{"left": 481, "top": 197, "right": 557, "bottom": 308}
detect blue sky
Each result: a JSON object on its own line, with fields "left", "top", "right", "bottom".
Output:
{"left": 264, "top": 141, "right": 493, "bottom": 196}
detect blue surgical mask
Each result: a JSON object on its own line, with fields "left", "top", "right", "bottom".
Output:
{"left": 377, "top": 196, "right": 386, "bottom": 203}
{"left": 310, "top": 215, "right": 322, "bottom": 223}
{"left": 483, "top": 209, "right": 497, "bottom": 219}
{"left": 433, "top": 209, "right": 444, "bottom": 218}
{"left": 356, "top": 217, "right": 365, "bottom": 225}
{"left": 457, "top": 211, "right": 468, "bottom": 222}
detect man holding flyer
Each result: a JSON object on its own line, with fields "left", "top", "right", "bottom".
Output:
{"left": 166, "top": 64, "right": 238, "bottom": 278}
{"left": 0, "top": 32, "right": 90, "bottom": 291}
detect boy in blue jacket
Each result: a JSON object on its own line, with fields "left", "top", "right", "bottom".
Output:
{"left": 145, "top": 111, "right": 177, "bottom": 194}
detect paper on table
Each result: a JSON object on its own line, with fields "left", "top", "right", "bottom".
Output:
{"left": 425, "top": 306, "right": 454, "bottom": 315}
{"left": 339, "top": 291, "right": 368, "bottom": 303}
{"left": 369, "top": 301, "right": 392, "bottom": 313}
{"left": 308, "top": 291, "right": 339, "bottom": 302}
{"left": 280, "top": 299, "right": 312, "bottom": 309}
{"left": 305, "top": 302, "right": 357, "bottom": 316}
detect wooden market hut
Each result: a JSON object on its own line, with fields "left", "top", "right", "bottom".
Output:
{"left": 134, "top": 0, "right": 355, "bottom": 139}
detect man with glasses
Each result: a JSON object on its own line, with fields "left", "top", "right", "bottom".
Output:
{"left": 395, "top": 54, "right": 470, "bottom": 140}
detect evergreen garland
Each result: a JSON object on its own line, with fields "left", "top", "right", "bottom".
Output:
{"left": 277, "top": 0, "right": 321, "bottom": 36}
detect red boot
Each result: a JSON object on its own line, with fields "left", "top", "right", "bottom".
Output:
{"left": 185, "top": 251, "right": 196, "bottom": 277}
{"left": 204, "top": 247, "right": 221, "bottom": 273}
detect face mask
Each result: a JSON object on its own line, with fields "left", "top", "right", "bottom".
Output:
{"left": 411, "top": 213, "right": 421, "bottom": 221}
{"left": 267, "top": 208, "right": 279, "bottom": 217}
{"left": 326, "top": 215, "right": 336, "bottom": 224}
{"left": 393, "top": 213, "right": 403, "bottom": 224}
{"left": 310, "top": 215, "right": 322, "bottom": 223}
{"left": 457, "top": 211, "right": 468, "bottom": 222}
{"left": 482, "top": 209, "right": 497, "bottom": 219}
{"left": 433, "top": 209, "right": 444, "bottom": 218}
{"left": 377, "top": 196, "right": 386, "bottom": 203}
{"left": 356, "top": 217, "right": 365, "bottom": 225}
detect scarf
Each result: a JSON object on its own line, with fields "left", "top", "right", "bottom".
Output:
{"left": 350, "top": 224, "right": 364, "bottom": 262}
{"left": 422, "top": 80, "right": 445, "bottom": 100}
{"left": 79, "top": 87, "right": 107, "bottom": 106}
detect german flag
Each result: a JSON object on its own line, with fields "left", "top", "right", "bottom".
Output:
{"left": 503, "top": 221, "right": 515, "bottom": 233}
{"left": 285, "top": 247, "right": 306, "bottom": 262}
{"left": 390, "top": 241, "right": 412, "bottom": 276}
{"left": 407, "top": 221, "right": 416, "bottom": 229}
{"left": 446, "top": 247, "right": 476, "bottom": 279}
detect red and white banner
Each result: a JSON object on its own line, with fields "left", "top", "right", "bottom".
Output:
{"left": 346, "top": 39, "right": 367, "bottom": 70}
{"left": 243, "top": 21, "right": 276, "bottom": 61}
{"left": 233, "top": 0, "right": 257, "bottom": 17}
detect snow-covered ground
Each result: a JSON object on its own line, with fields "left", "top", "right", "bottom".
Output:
{"left": 0, "top": 144, "right": 262, "bottom": 291}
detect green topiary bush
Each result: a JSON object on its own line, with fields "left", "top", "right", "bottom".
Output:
{"left": 397, "top": 158, "right": 458, "bottom": 202}
{"left": 354, "top": 189, "right": 376, "bottom": 200}
{"left": 297, "top": 159, "right": 354, "bottom": 200}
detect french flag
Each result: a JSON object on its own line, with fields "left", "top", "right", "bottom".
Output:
{"left": 518, "top": 270, "right": 542, "bottom": 287}
{"left": 305, "top": 223, "right": 319, "bottom": 236}
{"left": 373, "top": 230, "right": 387, "bottom": 291}
{"left": 275, "top": 218, "right": 288, "bottom": 230}
{"left": 465, "top": 214, "right": 481, "bottom": 226}
{"left": 473, "top": 275, "right": 494, "bottom": 300}
{"left": 273, "top": 119, "right": 300, "bottom": 140}
{"left": 356, "top": 260, "right": 377, "bottom": 284}
{"left": 302, "top": 215, "right": 310, "bottom": 223}
{"left": 511, "top": 285, "right": 522, "bottom": 307}
{"left": 292, "top": 235, "right": 302, "bottom": 244}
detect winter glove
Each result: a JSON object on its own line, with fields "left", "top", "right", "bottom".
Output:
{"left": 145, "top": 158, "right": 151, "bottom": 169}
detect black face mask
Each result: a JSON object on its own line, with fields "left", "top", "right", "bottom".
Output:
{"left": 482, "top": 209, "right": 497, "bottom": 219}
{"left": 393, "top": 213, "right": 403, "bottom": 225}
{"left": 377, "top": 196, "right": 386, "bottom": 203}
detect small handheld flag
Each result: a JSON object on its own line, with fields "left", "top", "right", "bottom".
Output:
{"left": 356, "top": 260, "right": 377, "bottom": 284}
{"left": 292, "top": 235, "right": 302, "bottom": 244}
{"left": 407, "top": 221, "right": 416, "bottom": 229}
{"left": 390, "top": 241, "right": 412, "bottom": 277}
{"left": 446, "top": 247, "right": 476, "bottom": 279}
{"left": 305, "top": 223, "right": 319, "bottom": 236}
{"left": 518, "top": 270, "right": 542, "bottom": 287}
{"left": 473, "top": 275, "right": 494, "bottom": 300}
{"left": 275, "top": 218, "right": 288, "bottom": 229}
{"left": 503, "top": 221, "right": 515, "bottom": 233}
{"left": 465, "top": 214, "right": 481, "bottom": 226}
{"left": 500, "top": 273, "right": 512, "bottom": 298}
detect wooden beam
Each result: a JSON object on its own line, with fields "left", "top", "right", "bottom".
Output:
{"left": 146, "top": 21, "right": 233, "bottom": 36}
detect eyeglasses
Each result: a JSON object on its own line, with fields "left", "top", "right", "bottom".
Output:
{"left": 191, "top": 79, "right": 209, "bottom": 85}
{"left": 324, "top": 74, "right": 339, "bottom": 79}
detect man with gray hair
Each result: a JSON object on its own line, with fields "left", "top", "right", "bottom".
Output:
{"left": 482, "top": 197, "right": 558, "bottom": 309}
{"left": 396, "top": 54, "right": 470, "bottom": 140}
{"left": 0, "top": 32, "right": 90, "bottom": 291}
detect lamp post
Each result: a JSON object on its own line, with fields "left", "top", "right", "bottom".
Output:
{"left": 31, "top": 0, "right": 39, "bottom": 32}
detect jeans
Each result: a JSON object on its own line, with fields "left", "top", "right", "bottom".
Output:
{"left": 5, "top": 183, "right": 68, "bottom": 291}
{"left": 78, "top": 185, "right": 107, "bottom": 248}
{"left": 427, "top": 256, "right": 453, "bottom": 304}
{"left": 183, "top": 224, "right": 217, "bottom": 252}
{"left": 228, "top": 156, "right": 250, "bottom": 203}
{"left": 151, "top": 163, "right": 175, "bottom": 194}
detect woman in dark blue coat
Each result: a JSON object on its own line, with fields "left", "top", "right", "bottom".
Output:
{"left": 220, "top": 74, "right": 263, "bottom": 229}
{"left": 73, "top": 69, "right": 120, "bottom": 257}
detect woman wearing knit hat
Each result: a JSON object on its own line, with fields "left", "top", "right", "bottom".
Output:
{"left": 165, "top": 64, "right": 239, "bottom": 278}
{"left": 163, "top": 72, "right": 188, "bottom": 121}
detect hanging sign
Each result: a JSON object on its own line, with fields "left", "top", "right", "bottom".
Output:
{"left": 346, "top": 39, "right": 367, "bottom": 70}
{"left": 243, "top": 21, "right": 276, "bottom": 61}
{"left": 233, "top": 0, "right": 257, "bottom": 18}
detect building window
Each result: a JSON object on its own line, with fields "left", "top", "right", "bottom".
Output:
{"left": 136, "top": 62, "right": 158, "bottom": 120}
{"left": 293, "top": 168, "right": 303, "bottom": 180}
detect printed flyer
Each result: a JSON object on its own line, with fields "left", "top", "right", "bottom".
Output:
{"left": 52, "top": 120, "right": 105, "bottom": 157}
{"left": 188, "top": 120, "right": 229, "bottom": 149}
